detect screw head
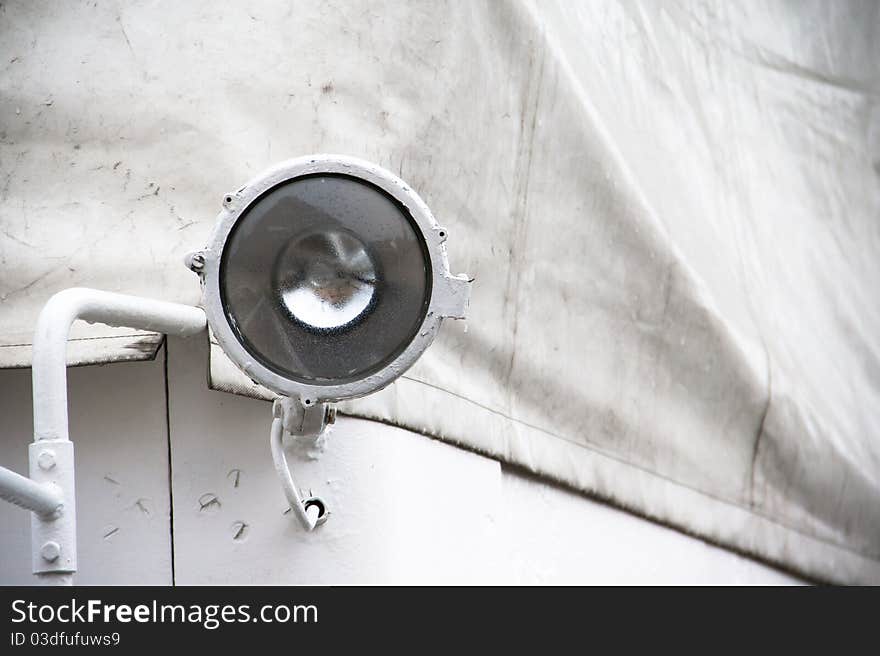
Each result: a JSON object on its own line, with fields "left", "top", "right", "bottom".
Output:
{"left": 185, "top": 251, "right": 206, "bottom": 273}
{"left": 37, "top": 450, "right": 56, "bottom": 471}
{"left": 40, "top": 541, "right": 61, "bottom": 562}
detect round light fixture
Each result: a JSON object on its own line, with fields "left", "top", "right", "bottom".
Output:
{"left": 189, "top": 155, "right": 471, "bottom": 405}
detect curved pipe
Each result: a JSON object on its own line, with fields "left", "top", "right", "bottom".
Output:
{"left": 33, "top": 288, "right": 207, "bottom": 442}
{"left": 269, "top": 401, "right": 324, "bottom": 531}
{"left": 27, "top": 287, "right": 207, "bottom": 584}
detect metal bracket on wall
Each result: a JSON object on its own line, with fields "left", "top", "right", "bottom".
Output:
{"left": 0, "top": 445, "right": 73, "bottom": 583}
{"left": 29, "top": 440, "right": 76, "bottom": 580}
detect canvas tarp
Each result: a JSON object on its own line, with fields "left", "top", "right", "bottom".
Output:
{"left": 1, "top": 0, "right": 878, "bottom": 583}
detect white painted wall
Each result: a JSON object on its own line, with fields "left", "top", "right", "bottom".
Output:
{"left": 0, "top": 333, "right": 800, "bottom": 584}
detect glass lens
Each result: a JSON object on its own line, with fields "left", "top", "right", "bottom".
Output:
{"left": 220, "top": 174, "right": 431, "bottom": 385}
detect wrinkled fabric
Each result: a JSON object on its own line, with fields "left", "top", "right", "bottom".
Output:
{"left": 1, "top": 0, "right": 878, "bottom": 582}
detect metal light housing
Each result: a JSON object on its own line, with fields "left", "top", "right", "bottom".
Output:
{"left": 190, "top": 155, "right": 471, "bottom": 405}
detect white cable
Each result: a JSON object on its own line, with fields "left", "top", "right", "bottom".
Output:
{"left": 269, "top": 407, "right": 322, "bottom": 531}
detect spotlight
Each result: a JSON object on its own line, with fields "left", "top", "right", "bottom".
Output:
{"left": 187, "top": 155, "right": 472, "bottom": 528}
{"left": 189, "top": 155, "right": 470, "bottom": 404}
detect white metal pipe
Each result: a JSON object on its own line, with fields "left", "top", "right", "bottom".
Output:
{"left": 0, "top": 466, "right": 63, "bottom": 516}
{"left": 270, "top": 405, "right": 321, "bottom": 531}
{"left": 26, "top": 287, "right": 207, "bottom": 585}
{"left": 32, "top": 287, "right": 207, "bottom": 442}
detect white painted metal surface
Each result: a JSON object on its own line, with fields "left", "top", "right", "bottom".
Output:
{"left": 0, "top": 337, "right": 802, "bottom": 584}
{"left": 499, "top": 469, "right": 800, "bottom": 585}
{"left": 165, "top": 333, "right": 800, "bottom": 584}
{"left": 165, "top": 333, "right": 506, "bottom": 584}
{"left": 0, "top": 356, "right": 173, "bottom": 585}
